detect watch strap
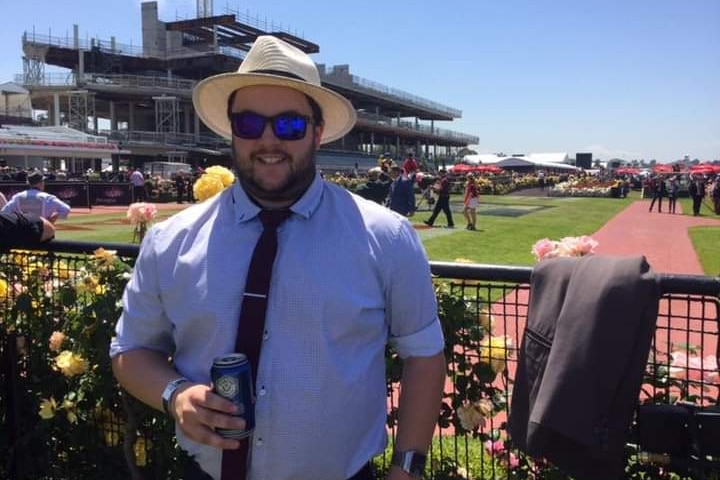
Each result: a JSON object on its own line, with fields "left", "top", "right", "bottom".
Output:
{"left": 391, "top": 450, "right": 427, "bottom": 478}
{"left": 161, "top": 377, "right": 190, "bottom": 415}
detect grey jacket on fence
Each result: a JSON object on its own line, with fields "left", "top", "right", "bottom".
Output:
{"left": 508, "top": 255, "right": 660, "bottom": 480}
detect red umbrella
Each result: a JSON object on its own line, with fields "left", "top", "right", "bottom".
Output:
{"left": 653, "top": 164, "right": 674, "bottom": 174}
{"left": 478, "top": 165, "right": 504, "bottom": 174}
{"left": 690, "top": 163, "right": 720, "bottom": 174}
{"left": 616, "top": 167, "right": 640, "bottom": 175}
{"left": 450, "top": 163, "right": 475, "bottom": 173}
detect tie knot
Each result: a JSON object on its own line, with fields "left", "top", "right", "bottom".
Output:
{"left": 258, "top": 209, "right": 291, "bottom": 230}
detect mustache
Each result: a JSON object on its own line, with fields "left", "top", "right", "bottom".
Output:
{"left": 249, "top": 149, "right": 290, "bottom": 159}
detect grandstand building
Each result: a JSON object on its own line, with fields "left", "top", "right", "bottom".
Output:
{"left": 3, "top": 1, "right": 477, "bottom": 174}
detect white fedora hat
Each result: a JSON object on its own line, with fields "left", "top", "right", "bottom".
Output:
{"left": 193, "top": 35, "right": 357, "bottom": 144}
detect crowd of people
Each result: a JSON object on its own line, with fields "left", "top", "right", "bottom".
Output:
{"left": 641, "top": 173, "right": 720, "bottom": 215}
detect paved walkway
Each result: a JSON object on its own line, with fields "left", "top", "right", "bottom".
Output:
{"left": 591, "top": 199, "right": 720, "bottom": 275}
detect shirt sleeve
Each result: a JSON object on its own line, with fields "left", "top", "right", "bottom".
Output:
{"left": 110, "top": 226, "right": 174, "bottom": 358}
{"left": 47, "top": 195, "right": 71, "bottom": 219}
{"left": 385, "top": 219, "right": 445, "bottom": 359}
{"left": 1, "top": 195, "right": 19, "bottom": 214}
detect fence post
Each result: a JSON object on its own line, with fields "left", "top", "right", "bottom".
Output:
{"left": 4, "top": 332, "right": 21, "bottom": 480}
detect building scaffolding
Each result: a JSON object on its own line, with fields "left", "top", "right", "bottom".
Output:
{"left": 67, "top": 90, "right": 95, "bottom": 132}
{"left": 153, "top": 95, "right": 179, "bottom": 134}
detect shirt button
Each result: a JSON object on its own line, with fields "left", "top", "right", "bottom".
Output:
{"left": 256, "top": 438, "right": 263, "bottom": 446}
{"left": 263, "top": 330, "right": 269, "bottom": 340}
{"left": 259, "top": 386, "right": 266, "bottom": 396}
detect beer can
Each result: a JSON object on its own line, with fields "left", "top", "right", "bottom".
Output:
{"left": 211, "top": 353, "right": 254, "bottom": 439}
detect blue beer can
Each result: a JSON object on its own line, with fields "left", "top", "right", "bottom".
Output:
{"left": 211, "top": 353, "right": 254, "bottom": 439}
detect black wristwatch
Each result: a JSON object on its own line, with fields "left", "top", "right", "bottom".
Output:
{"left": 391, "top": 450, "right": 427, "bottom": 478}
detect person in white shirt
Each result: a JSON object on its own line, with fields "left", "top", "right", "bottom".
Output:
{"left": 1, "top": 171, "right": 71, "bottom": 222}
{"left": 130, "top": 168, "right": 146, "bottom": 201}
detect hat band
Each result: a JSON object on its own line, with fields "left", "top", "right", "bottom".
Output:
{"left": 248, "top": 69, "right": 308, "bottom": 83}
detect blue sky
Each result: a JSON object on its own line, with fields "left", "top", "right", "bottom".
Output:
{"left": 1, "top": 0, "right": 718, "bottom": 162}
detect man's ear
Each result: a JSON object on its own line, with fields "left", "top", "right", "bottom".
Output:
{"left": 313, "top": 124, "right": 324, "bottom": 150}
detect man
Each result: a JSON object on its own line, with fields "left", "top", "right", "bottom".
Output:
{"left": 402, "top": 152, "right": 418, "bottom": 177}
{"left": 386, "top": 164, "right": 416, "bottom": 216}
{"left": 355, "top": 169, "right": 390, "bottom": 205}
{"left": 110, "top": 36, "right": 445, "bottom": 480}
{"left": 688, "top": 174, "right": 706, "bottom": 216}
{"left": 130, "top": 167, "right": 146, "bottom": 201}
{"left": 423, "top": 169, "right": 454, "bottom": 228}
{"left": 0, "top": 211, "right": 55, "bottom": 249}
{"left": 1, "top": 171, "right": 71, "bottom": 221}
{"left": 647, "top": 175, "right": 666, "bottom": 213}
{"left": 174, "top": 172, "right": 187, "bottom": 204}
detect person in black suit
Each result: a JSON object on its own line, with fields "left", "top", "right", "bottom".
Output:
{"left": 648, "top": 175, "right": 666, "bottom": 213}
{"left": 0, "top": 211, "right": 55, "bottom": 249}
{"left": 688, "top": 174, "right": 706, "bottom": 216}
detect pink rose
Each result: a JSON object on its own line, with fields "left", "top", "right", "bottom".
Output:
{"left": 484, "top": 439, "right": 505, "bottom": 454}
{"left": 531, "top": 238, "right": 557, "bottom": 261}
{"left": 576, "top": 235, "right": 599, "bottom": 255}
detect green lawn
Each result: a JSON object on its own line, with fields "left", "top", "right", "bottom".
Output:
{"left": 416, "top": 194, "right": 634, "bottom": 266}
{"left": 55, "top": 208, "right": 187, "bottom": 243}
{"left": 689, "top": 226, "right": 720, "bottom": 276}
{"left": 54, "top": 193, "right": 720, "bottom": 275}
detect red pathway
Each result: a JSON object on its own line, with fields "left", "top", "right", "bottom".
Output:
{"left": 591, "top": 199, "right": 720, "bottom": 275}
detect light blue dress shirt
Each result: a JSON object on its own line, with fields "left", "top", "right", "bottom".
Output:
{"left": 1, "top": 188, "right": 71, "bottom": 219}
{"left": 110, "top": 174, "right": 444, "bottom": 480}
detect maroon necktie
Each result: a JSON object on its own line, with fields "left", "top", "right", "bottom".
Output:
{"left": 221, "top": 209, "right": 291, "bottom": 480}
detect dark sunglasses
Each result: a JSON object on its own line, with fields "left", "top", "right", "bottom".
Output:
{"left": 229, "top": 111, "right": 313, "bottom": 141}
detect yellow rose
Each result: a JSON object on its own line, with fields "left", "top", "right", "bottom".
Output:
{"left": 479, "top": 335, "right": 512, "bottom": 374}
{"left": 39, "top": 397, "right": 57, "bottom": 420}
{"left": 49, "top": 331, "right": 66, "bottom": 352}
{"left": 76, "top": 274, "right": 100, "bottom": 295}
{"left": 55, "top": 350, "right": 89, "bottom": 377}
{"left": 61, "top": 398, "right": 79, "bottom": 424}
{"left": 204, "top": 165, "right": 235, "bottom": 187}
{"left": 24, "top": 261, "right": 48, "bottom": 279}
{"left": 456, "top": 402, "right": 485, "bottom": 431}
{"left": 0, "top": 278, "right": 7, "bottom": 297}
{"left": 478, "top": 310, "right": 495, "bottom": 332}
{"left": 134, "top": 437, "right": 152, "bottom": 466}
{"left": 93, "top": 248, "right": 117, "bottom": 269}
{"left": 104, "top": 429, "right": 120, "bottom": 447}
{"left": 66, "top": 410, "right": 78, "bottom": 424}
{"left": 53, "top": 260, "right": 71, "bottom": 280}
{"left": 193, "top": 174, "right": 225, "bottom": 202}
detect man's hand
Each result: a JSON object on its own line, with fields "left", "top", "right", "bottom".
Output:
{"left": 171, "top": 383, "right": 247, "bottom": 450}
{"left": 386, "top": 465, "right": 415, "bottom": 480}
{"left": 40, "top": 217, "right": 56, "bottom": 241}
{"left": 48, "top": 212, "right": 60, "bottom": 224}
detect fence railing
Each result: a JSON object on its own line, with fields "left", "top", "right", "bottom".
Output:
{"left": 1, "top": 243, "right": 719, "bottom": 479}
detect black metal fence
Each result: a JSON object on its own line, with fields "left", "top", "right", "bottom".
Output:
{"left": 1, "top": 242, "right": 719, "bottom": 480}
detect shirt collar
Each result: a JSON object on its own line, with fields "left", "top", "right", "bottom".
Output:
{"left": 230, "top": 172, "right": 325, "bottom": 224}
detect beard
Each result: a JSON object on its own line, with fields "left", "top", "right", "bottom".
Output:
{"left": 233, "top": 141, "right": 317, "bottom": 207}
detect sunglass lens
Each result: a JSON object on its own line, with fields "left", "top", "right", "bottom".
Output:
{"left": 231, "top": 112, "right": 266, "bottom": 139}
{"left": 274, "top": 115, "right": 307, "bottom": 140}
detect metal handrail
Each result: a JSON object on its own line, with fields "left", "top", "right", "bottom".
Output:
{"left": 102, "top": 130, "right": 228, "bottom": 149}
{"left": 356, "top": 112, "right": 478, "bottom": 143}
{"left": 21, "top": 30, "right": 243, "bottom": 61}
{"left": 27, "top": 242, "right": 720, "bottom": 296}
{"left": 321, "top": 68, "right": 462, "bottom": 118}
